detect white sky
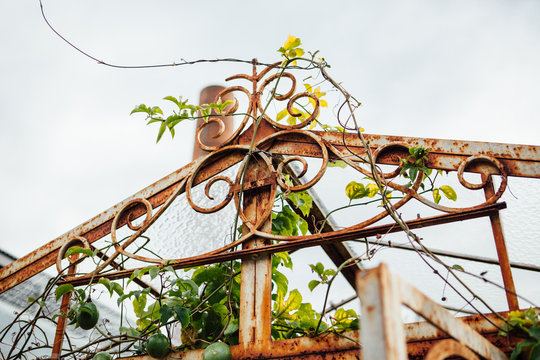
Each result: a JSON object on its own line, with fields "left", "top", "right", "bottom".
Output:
{"left": 1, "top": 0, "right": 539, "bottom": 271}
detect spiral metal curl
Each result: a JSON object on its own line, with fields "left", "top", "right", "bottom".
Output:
{"left": 56, "top": 236, "right": 90, "bottom": 274}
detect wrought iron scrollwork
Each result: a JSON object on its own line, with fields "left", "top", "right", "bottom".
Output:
{"left": 62, "top": 62, "right": 508, "bottom": 274}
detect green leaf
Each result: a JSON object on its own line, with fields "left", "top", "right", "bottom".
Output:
{"left": 130, "top": 104, "right": 149, "bottom": 115}
{"left": 156, "top": 122, "right": 167, "bottom": 143}
{"left": 409, "top": 167, "right": 418, "bottom": 182}
{"left": 133, "top": 292, "right": 147, "bottom": 317}
{"left": 272, "top": 270, "right": 289, "bottom": 296}
{"left": 298, "top": 218, "right": 308, "bottom": 236}
{"left": 163, "top": 96, "right": 180, "bottom": 107}
{"left": 212, "top": 303, "right": 229, "bottom": 317}
{"left": 76, "top": 289, "right": 86, "bottom": 301}
{"left": 440, "top": 185, "right": 457, "bottom": 201}
{"left": 177, "top": 279, "right": 199, "bottom": 295}
{"left": 309, "top": 262, "right": 324, "bottom": 276}
{"left": 147, "top": 117, "right": 163, "bottom": 125}
{"left": 277, "top": 108, "right": 289, "bottom": 121}
{"left": 119, "top": 326, "right": 141, "bottom": 337}
{"left": 530, "top": 342, "right": 540, "bottom": 360}
{"left": 27, "top": 297, "right": 36, "bottom": 303}
{"left": 452, "top": 264, "right": 465, "bottom": 271}
{"left": 366, "top": 183, "right": 379, "bottom": 198}
{"left": 345, "top": 181, "right": 369, "bottom": 200}
{"left": 525, "top": 308, "right": 538, "bottom": 322}
{"left": 159, "top": 304, "right": 173, "bottom": 324}
{"left": 273, "top": 252, "right": 293, "bottom": 270}
{"left": 272, "top": 207, "right": 296, "bottom": 236}
{"left": 111, "top": 282, "right": 123, "bottom": 296}
{"left": 433, "top": 188, "right": 441, "bottom": 204}
{"left": 274, "top": 289, "right": 302, "bottom": 319}
{"left": 308, "top": 280, "right": 320, "bottom": 291}
{"left": 149, "top": 266, "right": 160, "bottom": 280}
{"left": 128, "top": 269, "right": 142, "bottom": 285}
{"left": 530, "top": 326, "right": 540, "bottom": 341}
{"left": 328, "top": 160, "right": 348, "bottom": 168}
{"left": 287, "top": 191, "right": 313, "bottom": 217}
{"left": 286, "top": 116, "right": 297, "bottom": 126}
{"left": 192, "top": 266, "right": 225, "bottom": 285}
{"left": 224, "top": 319, "right": 239, "bottom": 336}
{"left": 55, "top": 284, "right": 74, "bottom": 302}
{"left": 511, "top": 339, "right": 536, "bottom": 360}
{"left": 174, "top": 305, "right": 191, "bottom": 328}
{"left": 323, "top": 269, "right": 336, "bottom": 277}
{"left": 151, "top": 106, "right": 163, "bottom": 115}
{"left": 98, "top": 278, "right": 113, "bottom": 296}
{"left": 64, "top": 246, "right": 93, "bottom": 258}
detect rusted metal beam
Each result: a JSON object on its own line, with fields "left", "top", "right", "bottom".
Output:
{"left": 118, "top": 311, "right": 519, "bottom": 359}
{"left": 356, "top": 263, "right": 408, "bottom": 360}
{"left": 0, "top": 151, "right": 245, "bottom": 294}
{"left": 356, "top": 263, "right": 509, "bottom": 360}
{"left": 424, "top": 339, "right": 480, "bottom": 360}
{"left": 239, "top": 157, "right": 273, "bottom": 351}
{"left": 352, "top": 238, "right": 540, "bottom": 273}
{"left": 482, "top": 174, "right": 519, "bottom": 311}
{"left": 271, "top": 132, "right": 540, "bottom": 178}
{"left": 93, "top": 247, "right": 160, "bottom": 298}
{"left": 51, "top": 264, "right": 76, "bottom": 360}
{"left": 398, "top": 270, "right": 509, "bottom": 360}
{"left": 2, "top": 129, "right": 537, "bottom": 293}
{"left": 57, "top": 203, "right": 506, "bottom": 287}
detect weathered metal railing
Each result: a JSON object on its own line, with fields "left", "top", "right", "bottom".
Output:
{"left": 356, "top": 263, "right": 508, "bottom": 360}
{"left": 1, "top": 62, "right": 539, "bottom": 359}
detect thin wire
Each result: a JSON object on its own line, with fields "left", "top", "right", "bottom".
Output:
{"left": 38, "top": 0, "right": 273, "bottom": 69}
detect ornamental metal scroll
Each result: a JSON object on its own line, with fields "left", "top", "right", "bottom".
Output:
{"left": 58, "top": 62, "right": 508, "bottom": 276}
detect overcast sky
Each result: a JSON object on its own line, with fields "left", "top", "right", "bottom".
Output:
{"left": 1, "top": 0, "right": 539, "bottom": 263}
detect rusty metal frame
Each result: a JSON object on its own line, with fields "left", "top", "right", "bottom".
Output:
{"left": 1, "top": 62, "right": 539, "bottom": 359}
{"left": 1, "top": 132, "right": 537, "bottom": 293}
{"left": 355, "top": 263, "right": 509, "bottom": 360}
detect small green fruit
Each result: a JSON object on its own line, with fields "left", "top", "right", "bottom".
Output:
{"left": 145, "top": 333, "right": 170, "bottom": 359}
{"left": 92, "top": 352, "right": 112, "bottom": 360}
{"left": 203, "top": 342, "right": 232, "bottom": 360}
{"left": 77, "top": 302, "right": 99, "bottom": 330}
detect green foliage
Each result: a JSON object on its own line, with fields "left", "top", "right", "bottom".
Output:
{"left": 276, "top": 83, "right": 332, "bottom": 129}
{"left": 55, "top": 284, "right": 75, "bottom": 301}
{"left": 345, "top": 181, "right": 378, "bottom": 201}
{"left": 400, "top": 145, "right": 430, "bottom": 182}
{"left": 278, "top": 35, "right": 305, "bottom": 65}
{"left": 397, "top": 146, "right": 458, "bottom": 204}
{"left": 499, "top": 309, "right": 540, "bottom": 360}
{"left": 64, "top": 245, "right": 94, "bottom": 258}
{"left": 271, "top": 259, "right": 359, "bottom": 340}
{"left": 98, "top": 278, "right": 124, "bottom": 297}
{"left": 131, "top": 96, "right": 233, "bottom": 143}
{"left": 272, "top": 205, "right": 308, "bottom": 236}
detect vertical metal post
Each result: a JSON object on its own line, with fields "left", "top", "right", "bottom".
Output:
{"left": 355, "top": 264, "right": 408, "bottom": 360}
{"left": 51, "top": 265, "right": 76, "bottom": 360}
{"left": 238, "top": 157, "right": 273, "bottom": 351}
{"left": 482, "top": 174, "right": 519, "bottom": 310}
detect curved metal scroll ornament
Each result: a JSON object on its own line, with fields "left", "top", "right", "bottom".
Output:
{"left": 79, "top": 63, "right": 509, "bottom": 274}
{"left": 195, "top": 61, "right": 321, "bottom": 151}
{"left": 56, "top": 236, "right": 90, "bottom": 275}
{"left": 424, "top": 339, "right": 480, "bottom": 360}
